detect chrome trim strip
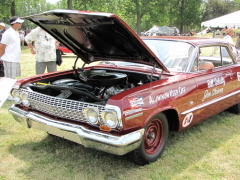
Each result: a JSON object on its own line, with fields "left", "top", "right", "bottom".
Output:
{"left": 181, "top": 90, "right": 240, "bottom": 115}
{"left": 9, "top": 105, "right": 144, "bottom": 156}
{"left": 125, "top": 112, "right": 143, "bottom": 121}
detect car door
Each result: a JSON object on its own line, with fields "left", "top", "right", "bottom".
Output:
{"left": 193, "top": 45, "right": 234, "bottom": 122}
{"left": 226, "top": 47, "right": 240, "bottom": 106}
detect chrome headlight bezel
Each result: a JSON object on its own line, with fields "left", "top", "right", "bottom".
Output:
{"left": 20, "top": 92, "right": 30, "bottom": 107}
{"left": 11, "top": 89, "right": 21, "bottom": 104}
{"left": 101, "top": 110, "right": 119, "bottom": 129}
{"left": 102, "top": 105, "right": 123, "bottom": 130}
{"left": 83, "top": 108, "right": 99, "bottom": 125}
{"left": 83, "top": 105, "right": 122, "bottom": 131}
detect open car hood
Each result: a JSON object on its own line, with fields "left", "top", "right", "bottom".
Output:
{"left": 23, "top": 9, "right": 169, "bottom": 72}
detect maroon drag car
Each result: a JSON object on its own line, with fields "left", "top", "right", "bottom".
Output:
{"left": 9, "top": 10, "right": 240, "bottom": 165}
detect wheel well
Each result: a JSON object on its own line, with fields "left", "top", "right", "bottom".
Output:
{"left": 162, "top": 109, "right": 179, "bottom": 131}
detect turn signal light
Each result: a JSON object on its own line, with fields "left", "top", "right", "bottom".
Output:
{"left": 99, "top": 125, "right": 111, "bottom": 132}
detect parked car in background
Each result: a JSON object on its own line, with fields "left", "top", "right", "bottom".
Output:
{"left": 9, "top": 9, "right": 240, "bottom": 165}
{"left": 57, "top": 44, "right": 72, "bottom": 55}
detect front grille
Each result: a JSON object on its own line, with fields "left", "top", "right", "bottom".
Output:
{"left": 21, "top": 89, "right": 106, "bottom": 122}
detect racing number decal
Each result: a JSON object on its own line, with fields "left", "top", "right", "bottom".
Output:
{"left": 182, "top": 113, "right": 193, "bottom": 127}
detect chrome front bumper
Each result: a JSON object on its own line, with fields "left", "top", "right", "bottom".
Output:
{"left": 9, "top": 105, "right": 145, "bottom": 156}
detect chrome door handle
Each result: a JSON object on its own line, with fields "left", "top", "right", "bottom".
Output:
{"left": 225, "top": 73, "right": 234, "bottom": 79}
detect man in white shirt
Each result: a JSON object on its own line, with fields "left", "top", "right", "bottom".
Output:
{"left": 25, "top": 27, "right": 58, "bottom": 75}
{"left": 223, "top": 28, "right": 234, "bottom": 45}
{"left": 223, "top": 28, "right": 237, "bottom": 57}
{"left": 0, "top": 16, "right": 24, "bottom": 79}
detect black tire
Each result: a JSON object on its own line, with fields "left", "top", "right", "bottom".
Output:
{"left": 129, "top": 113, "right": 169, "bottom": 165}
{"left": 227, "top": 103, "right": 240, "bottom": 114}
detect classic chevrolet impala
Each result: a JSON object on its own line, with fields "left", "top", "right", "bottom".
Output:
{"left": 8, "top": 10, "right": 240, "bottom": 165}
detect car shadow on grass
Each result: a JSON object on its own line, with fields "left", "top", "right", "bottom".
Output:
{"left": 7, "top": 111, "right": 239, "bottom": 179}
{"left": 8, "top": 130, "right": 138, "bottom": 179}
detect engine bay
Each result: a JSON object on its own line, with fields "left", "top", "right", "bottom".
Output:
{"left": 25, "top": 69, "right": 156, "bottom": 104}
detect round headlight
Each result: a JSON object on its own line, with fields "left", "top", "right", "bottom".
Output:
{"left": 104, "top": 112, "right": 118, "bottom": 128}
{"left": 20, "top": 92, "right": 30, "bottom": 107}
{"left": 84, "top": 108, "right": 99, "bottom": 124}
{"left": 11, "top": 89, "right": 21, "bottom": 104}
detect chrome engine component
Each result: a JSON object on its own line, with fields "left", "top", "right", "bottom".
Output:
{"left": 26, "top": 70, "right": 131, "bottom": 104}
{"left": 23, "top": 69, "right": 152, "bottom": 104}
{"left": 103, "top": 86, "right": 126, "bottom": 99}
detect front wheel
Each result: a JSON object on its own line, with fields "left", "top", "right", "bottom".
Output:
{"left": 129, "top": 113, "right": 169, "bottom": 165}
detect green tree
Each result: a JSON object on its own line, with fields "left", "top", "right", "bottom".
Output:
{"left": 169, "top": 0, "right": 202, "bottom": 33}
{"left": 68, "top": 0, "right": 72, "bottom": 9}
{"left": 120, "top": 0, "right": 167, "bottom": 35}
{"left": 2, "top": 0, "right": 240, "bottom": 35}
{"left": 0, "top": 0, "right": 56, "bottom": 29}
{"left": 0, "top": 0, "right": 13, "bottom": 22}
{"left": 201, "top": 0, "right": 238, "bottom": 22}
{"left": 57, "top": 0, "right": 99, "bottom": 11}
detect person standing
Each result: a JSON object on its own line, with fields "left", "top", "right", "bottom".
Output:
{"left": 174, "top": 27, "right": 179, "bottom": 36}
{"left": 222, "top": 28, "right": 237, "bottom": 57}
{"left": 235, "top": 34, "right": 240, "bottom": 49}
{"left": 0, "top": 22, "right": 6, "bottom": 42}
{"left": 25, "top": 26, "right": 58, "bottom": 75}
{"left": 0, "top": 16, "right": 24, "bottom": 79}
{"left": 19, "top": 30, "right": 25, "bottom": 48}
{"left": 223, "top": 28, "right": 234, "bottom": 45}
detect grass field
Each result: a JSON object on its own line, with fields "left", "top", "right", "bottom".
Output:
{"left": 0, "top": 44, "right": 240, "bottom": 180}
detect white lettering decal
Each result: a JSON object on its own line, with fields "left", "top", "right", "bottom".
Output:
{"left": 207, "top": 77, "right": 225, "bottom": 89}
{"left": 202, "top": 87, "right": 224, "bottom": 101}
{"left": 212, "top": 87, "right": 224, "bottom": 96}
{"left": 149, "top": 87, "right": 186, "bottom": 105}
{"left": 202, "top": 90, "right": 212, "bottom": 102}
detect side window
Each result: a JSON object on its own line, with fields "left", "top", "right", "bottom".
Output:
{"left": 191, "top": 46, "right": 233, "bottom": 71}
{"left": 220, "top": 46, "right": 233, "bottom": 66}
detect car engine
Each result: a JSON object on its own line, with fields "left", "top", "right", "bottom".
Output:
{"left": 25, "top": 69, "right": 152, "bottom": 104}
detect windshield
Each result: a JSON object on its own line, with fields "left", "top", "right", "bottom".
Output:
{"left": 143, "top": 39, "right": 194, "bottom": 72}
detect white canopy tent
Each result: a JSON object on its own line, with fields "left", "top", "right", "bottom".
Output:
{"left": 201, "top": 10, "right": 240, "bottom": 28}
{"left": 144, "top": 25, "right": 174, "bottom": 36}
